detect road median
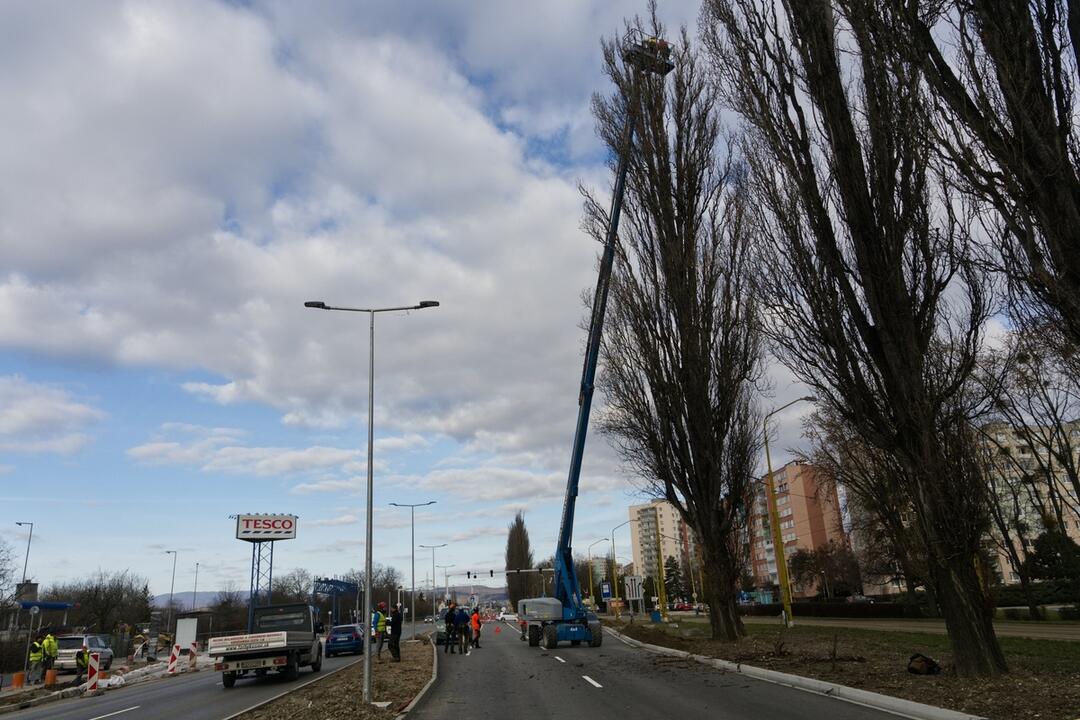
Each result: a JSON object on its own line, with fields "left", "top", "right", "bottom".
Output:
{"left": 232, "top": 636, "right": 435, "bottom": 720}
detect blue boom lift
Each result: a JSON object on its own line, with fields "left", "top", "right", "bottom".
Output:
{"left": 520, "top": 33, "right": 674, "bottom": 650}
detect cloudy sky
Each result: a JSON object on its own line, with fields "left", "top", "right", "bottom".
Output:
{"left": 0, "top": 0, "right": 814, "bottom": 601}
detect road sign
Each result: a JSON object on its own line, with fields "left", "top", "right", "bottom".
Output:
{"left": 600, "top": 582, "right": 612, "bottom": 600}
{"left": 624, "top": 575, "right": 644, "bottom": 602}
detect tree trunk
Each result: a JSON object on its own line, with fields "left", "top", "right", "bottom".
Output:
{"left": 930, "top": 554, "right": 1008, "bottom": 676}
{"left": 701, "top": 543, "right": 745, "bottom": 641}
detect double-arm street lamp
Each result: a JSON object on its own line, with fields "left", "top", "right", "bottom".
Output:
{"left": 763, "top": 395, "right": 816, "bottom": 628}
{"left": 419, "top": 544, "right": 447, "bottom": 609}
{"left": 304, "top": 298, "right": 439, "bottom": 703}
{"left": 390, "top": 501, "right": 436, "bottom": 640}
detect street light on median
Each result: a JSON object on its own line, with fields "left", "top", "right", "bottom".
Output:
{"left": 390, "top": 501, "right": 436, "bottom": 640}
{"left": 419, "top": 544, "right": 447, "bottom": 611}
{"left": 763, "top": 395, "right": 817, "bottom": 628}
{"left": 304, "top": 297, "right": 440, "bottom": 703}
{"left": 586, "top": 538, "right": 608, "bottom": 606}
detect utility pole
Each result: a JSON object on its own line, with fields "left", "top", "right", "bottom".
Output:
{"left": 420, "top": 544, "right": 446, "bottom": 609}
{"left": 165, "top": 550, "right": 178, "bottom": 633}
{"left": 192, "top": 562, "right": 200, "bottom": 612}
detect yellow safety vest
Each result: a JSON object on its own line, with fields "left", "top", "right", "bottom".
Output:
{"left": 29, "top": 641, "right": 43, "bottom": 663}
{"left": 374, "top": 611, "right": 387, "bottom": 632}
{"left": 43, "top": 634, "right": 58, "bottom": 658}
{"left": 76, "top": 650, "right": 89, "bottom": 669}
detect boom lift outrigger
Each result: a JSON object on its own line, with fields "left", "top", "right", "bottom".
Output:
{"left": 520, "top": 32, "right": 674, "bottom": 650}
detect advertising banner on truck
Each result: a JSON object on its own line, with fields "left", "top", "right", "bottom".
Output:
{"left": 236, "top": 514, "right": 298, "bottom": 541}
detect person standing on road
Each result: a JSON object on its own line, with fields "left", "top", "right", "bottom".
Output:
{"left": 443, "top": 604, "right": 457, "bottom": 654}
{"left": 27, "top": 634, "right": 44, "bottom": 685}
{"left": 42, "top": 630, "right": 58, "bottom": 677}
{"left": 455, "top": 606, "right": 471, "bottom": 655}
{"left": 388, "top": 604, "right": 403, "bottom": 662}
{"left": 373, "top": 602, "right": 388, "bottom": 659}
{"left": 470, "top": 608, "right": 481, "bottom": 648}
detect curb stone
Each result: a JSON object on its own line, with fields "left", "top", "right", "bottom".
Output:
{"left": 394, "top": 634, "right": 438, "bottom": 718}
{"left": 604, "top": 627, "right": 986, "bottom": 720}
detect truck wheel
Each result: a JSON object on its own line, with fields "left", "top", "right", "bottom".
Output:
{"left": 542, "top": 625, "right": 558, "bottom": 650}
{"left": 222, "top": 672, "right": 236, "bottom": 689}
{"left": 310, "top": 648, "right": 323, "bottom": 673}
{"left": 284, "top": 655, "right": 300, "bottom": 681}
{"left": 527, "top": 625, "right": 540, "bottom": 647}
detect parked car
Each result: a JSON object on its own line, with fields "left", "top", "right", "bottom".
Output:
{"left": 325, "top": 624, "right": 366, "bottom": 657}
{"left": 672, "top": 602, "right": 692, "bottom": 611}
{"left": 56, "top": 634, "right": 113, "bottom": 671}
{"left": 423, "top": 616, "right": 434, "bottom": 624}
{"left": 435, "top": 608, "right": 450, "bottom": 645}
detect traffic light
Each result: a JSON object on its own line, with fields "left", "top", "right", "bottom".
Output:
{"left": 489, "top": 570, "right": 494, "bottom": 578}
{"left": 466, "top": 571, "right": 472, "bottom": 579}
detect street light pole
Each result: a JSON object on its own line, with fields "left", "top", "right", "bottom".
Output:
{"left": 193, "top": 562, "right": 200, "bottom": 612}
{"left": 14, "top": 522, "right": 33, "bottom": 584}
{"left": 420, "top": 543, "right": 446, "bottom": 611}
{"left": 586, "top": 538, "right": 607, "bottom": 606}
{"left": 391, "top": 501, "right": 436, "bottom": 641}
{"left": 763, "top": 395, "right": 816, "bottom": 628}
{"left": 437, "top": 564, "right": 454, "bottom": 604}
{"left": 305, "top": 298, "right": 439, "bottom": 703}
{"left": 165, "top": 550, "right": 178, "bottom": 632}
{"left": 610, "top": 519, "right": 637, "bottom": 611}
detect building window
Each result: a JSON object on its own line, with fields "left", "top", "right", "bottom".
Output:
{"left": 780, "top": 507, "right": 793, "bottom": 518}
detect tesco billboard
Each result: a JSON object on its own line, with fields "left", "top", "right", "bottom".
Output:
{"left": 236, "top": 514, "right": 298, "bottom": 541}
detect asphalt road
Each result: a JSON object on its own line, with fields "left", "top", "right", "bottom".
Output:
{"left": 1, "top": 653, "right": 360, "bottom": 720}
{"left": 408, "top": 622, "right": 898, "bottom": 720}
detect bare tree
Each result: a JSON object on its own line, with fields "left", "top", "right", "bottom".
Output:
{"left": 272, "top": 568, "right": 314, "bottom": 604}
{"left": 703, "top": 0, "right": 1005, "bottom": 674}
{"left": 589, "top": 16, "right": 764, "bottom": 642}
{"left": 801, "top": 408, "right": 937, "bottom": 612}
{"left": 505, "top": 512, "right": 534, "bottom": 610}
{"left": 901, "top": 2, "right": 1080, "bottom": 353}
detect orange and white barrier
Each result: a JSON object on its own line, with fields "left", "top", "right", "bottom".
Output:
{"left": 167, "top": 644, "right": 180, "bottom": 675}
{"left": 86, "top": 652, "right": 100, "bottom": 692}
{"left": 188, "top": 642, "right": 198, "bottom": 672}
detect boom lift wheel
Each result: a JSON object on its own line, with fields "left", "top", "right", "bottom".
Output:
{"left": 528, "top": 625, "right": 540, "bottom": 647}
{"left": 542, "top": 625, "right": 558, "bottom": 650}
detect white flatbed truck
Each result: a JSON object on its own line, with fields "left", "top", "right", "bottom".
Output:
{"left": 209, "top": 603, "right": 324, "bottom": 688}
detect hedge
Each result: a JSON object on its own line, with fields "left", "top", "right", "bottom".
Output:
{"left": 738, "top": 601, "right": 925, "bottom": 619}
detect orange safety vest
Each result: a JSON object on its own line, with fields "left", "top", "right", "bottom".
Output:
{"left": 470, "top": 613, "right": 480, "bottom": 631}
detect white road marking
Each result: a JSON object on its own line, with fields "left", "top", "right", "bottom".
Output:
{"left": 87, "top": 707, "right": 140, "bottom": 720}
{"left": 582, "top": 675, "right": 603, "bottom": 688}
{"left": 555, "top": 656, "right": 566, "bottom": 663}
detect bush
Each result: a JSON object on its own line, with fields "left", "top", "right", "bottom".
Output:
{"left": 991, "top": 581, "right": 1080, "bottom": 607}
{"left": 737, "top": 601, "right": 924, "bottom": 619}
{"left": 1058, "top": 605, "right": 1080, "bottom": 621}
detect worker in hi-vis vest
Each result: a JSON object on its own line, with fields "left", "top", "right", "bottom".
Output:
{"left": 27, "top": 634, "right": 44, "bottom": 684}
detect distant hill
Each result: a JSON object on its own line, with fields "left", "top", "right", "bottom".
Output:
{"left": 152, "top": 585, "right": 508, "bottom": 610}
{"left": 151, "top": 591, "right": 223, "bottom": 610}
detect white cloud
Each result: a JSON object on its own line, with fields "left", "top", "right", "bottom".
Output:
{"left": 308, "top": 514, "right": 359, "bottom": 527}
{"left": 0, "top": 376, "right": 104, "bottom": 454}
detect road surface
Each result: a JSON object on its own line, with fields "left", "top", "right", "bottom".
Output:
{"left": 408, "top": 621, "right": 898, "bottom": 720}
{"left": 1, "top": 653, "right": 359, "bottom": 720}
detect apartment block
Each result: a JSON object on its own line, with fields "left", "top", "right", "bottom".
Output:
{"left": 749, "top": 460, "right": 845, "bottom": 598}
{"left": 628, "top": 499, "right": 695, "bottom": 580}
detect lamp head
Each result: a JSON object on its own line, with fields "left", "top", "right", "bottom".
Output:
{"left": 304, "top": 301, "right": 327, "bottom": 309}
{"left": 418, "top": 300, "right": 440, "bottom": 309}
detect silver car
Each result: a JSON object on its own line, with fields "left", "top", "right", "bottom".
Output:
{"left": 56, "top": 634, "right": 114, "bottom": 671}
